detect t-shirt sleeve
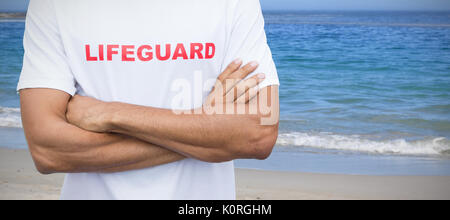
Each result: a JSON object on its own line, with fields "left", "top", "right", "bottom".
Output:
{"left": 17, "top": 0, "right": 76, "bottom": 96}
{"left": 222, "top": 0, "right": 279, "bottom": 89}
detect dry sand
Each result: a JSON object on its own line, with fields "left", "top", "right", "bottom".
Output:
{"left": 1, "top": 148, "right": 449, "bottom": 200}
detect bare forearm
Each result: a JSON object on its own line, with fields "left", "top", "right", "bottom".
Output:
{"left": 28, "top": 121, "right": 184, "bottom": 173}
{"left": 20, "top": 89, "right": 184, "bottom": 174}
{"left": 101, "top": 87, "right": 279, "bottom": 162}
{"left": 106, "top": 104, "right": 264, "bottom": 157}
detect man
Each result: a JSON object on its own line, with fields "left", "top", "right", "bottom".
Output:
{"left": 18, "top": 0, "right": 279, "bottom": 200}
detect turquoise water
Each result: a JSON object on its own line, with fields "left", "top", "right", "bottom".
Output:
{"left": 267, "top": 11, "right": 450, "bottom": 157}
{"left": 0, "top": 20, "right": 23, "bottom": 109}
{"left": 1, "top": 12, "right": 450, "bottom": 175}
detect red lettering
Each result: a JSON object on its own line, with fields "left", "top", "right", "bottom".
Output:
{"left": 122, "top": 45, "right": 135, "bottom": 62}
{"left": 137, "top": 45, "right": 153, "bottom": 61}
{"left": 156, "top": 44, "right": 171, "bottom": 61}
{"left": 99, "top": 44, "right": 104, "bottom": 61}
{"left": 85, "top": 45, "right": 97, "bottom": 61}
{"left": 205, "top": 43, "right": 215, "bottom": 59}
{"left": 107, "top": 45, "right": 119, "bottom": 61}
{"left": 87, "top": 43, "right": 214, "bottom": 62}
{"left": 190, "top": 43, "right": 204, "bottom": 59}
{"left": 172, "top": 43, "right": 188, "bottom": 60}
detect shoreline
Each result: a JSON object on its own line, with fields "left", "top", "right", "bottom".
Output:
{"left": 0, "top": 13, "right": 26, "bottom": 19}
{"left": 1, "top": 148, "right": 450, "bottom": 200}
{"left": 3, "top": 126, "right": 450, "bottom": 176}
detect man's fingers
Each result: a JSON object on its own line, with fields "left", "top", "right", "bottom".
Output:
{"left": 229, "top": 61, "right": 259, "bottom": 80}
{"left": 227, "top": 73, "right": 265, "bottom": 102}
{"left": 236, "top": 87, "right": 259, "bottom": 104}
{"left": 217, "top": 58, "right": 243, "bottom": 83}
{"left": 209, "top": 58, "right": 242, "bottom": 97}
{"left": 207, "top": 60, "right": 259, "bottom": 106}
{"left": 224, "top": 61, "right": 259, "bottom": 94}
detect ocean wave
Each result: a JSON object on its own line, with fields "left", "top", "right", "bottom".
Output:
{"left": 277, "top": 132, "right": 450, "bottom": 156}
{"left": 0, "top": 107, "right": 22, "bottom": 128}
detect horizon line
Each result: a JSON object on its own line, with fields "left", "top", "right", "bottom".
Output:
{"left": 1, "top": 9, "right": 450, "bottom": 13}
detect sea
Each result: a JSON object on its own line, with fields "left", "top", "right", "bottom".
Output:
{"left": 1, "top": 11, "right": 450, "bottom": 175}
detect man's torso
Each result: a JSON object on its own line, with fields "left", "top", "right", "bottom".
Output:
{"left": 55, "top": 0, "right": 237, "bottom": 200}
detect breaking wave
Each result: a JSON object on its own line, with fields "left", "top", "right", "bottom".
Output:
{"left": 277, "top": 132, "right": 450, "bottom": 156}
{"left": 0, "top": 107, "right": 22, "bottom": 128}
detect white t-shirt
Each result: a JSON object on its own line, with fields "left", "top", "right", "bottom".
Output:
{"left": 18, "top": 0, "right": 279, "bottom": 200}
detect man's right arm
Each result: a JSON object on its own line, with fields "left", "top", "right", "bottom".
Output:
{"left": 20, "top": 88, "right": 185, "bottom": 174}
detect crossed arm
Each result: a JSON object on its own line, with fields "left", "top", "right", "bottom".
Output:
{"left": 21, "top": 89, "right": 188, "bottom": 174}
{"left": 21, "top": 61, "right": 279, "bottom": 174}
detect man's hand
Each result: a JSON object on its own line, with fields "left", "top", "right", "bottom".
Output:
{"left": 205, "top": 59, "right": 265, "bottom": 108}
{"left": 66, "top": 95, "right": 111, "bottom": 132}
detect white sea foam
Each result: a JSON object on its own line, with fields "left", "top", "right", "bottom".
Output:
{"left": 277, "top": 132, "right": 450, "bottom": 156}
{"left": 0, "top": 107, "right": 22, "bottom": 128}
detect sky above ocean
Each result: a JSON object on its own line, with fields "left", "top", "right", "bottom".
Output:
{"left": 0, "top": 0, "right": 450, "bottom": 12}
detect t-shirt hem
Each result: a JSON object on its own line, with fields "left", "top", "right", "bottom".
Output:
{"left": 17, "top": 79, "right": 76, "bottom": 96}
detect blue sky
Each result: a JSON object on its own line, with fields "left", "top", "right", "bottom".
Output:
{"left": 1, "top": 0, "right": 450, "bottom": 12}
{"left": 261, "top": 0, "right": 450, "bottom": 11}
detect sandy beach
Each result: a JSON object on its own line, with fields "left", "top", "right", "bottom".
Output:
{"left": 1, "top": 147, "right": 449, "bottom": 200}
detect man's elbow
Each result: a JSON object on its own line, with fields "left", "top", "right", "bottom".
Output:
{"left": 28, "top": 143, "right": 71, "bottom": 175}
{"left": 29, "top": 147, "right": 57, "bottom": 175}
{"left": 244, "top": 123, "right": 279, "bottom": 160}
{"left": 35, "top": 163, "right": 55, "bottom": 175}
